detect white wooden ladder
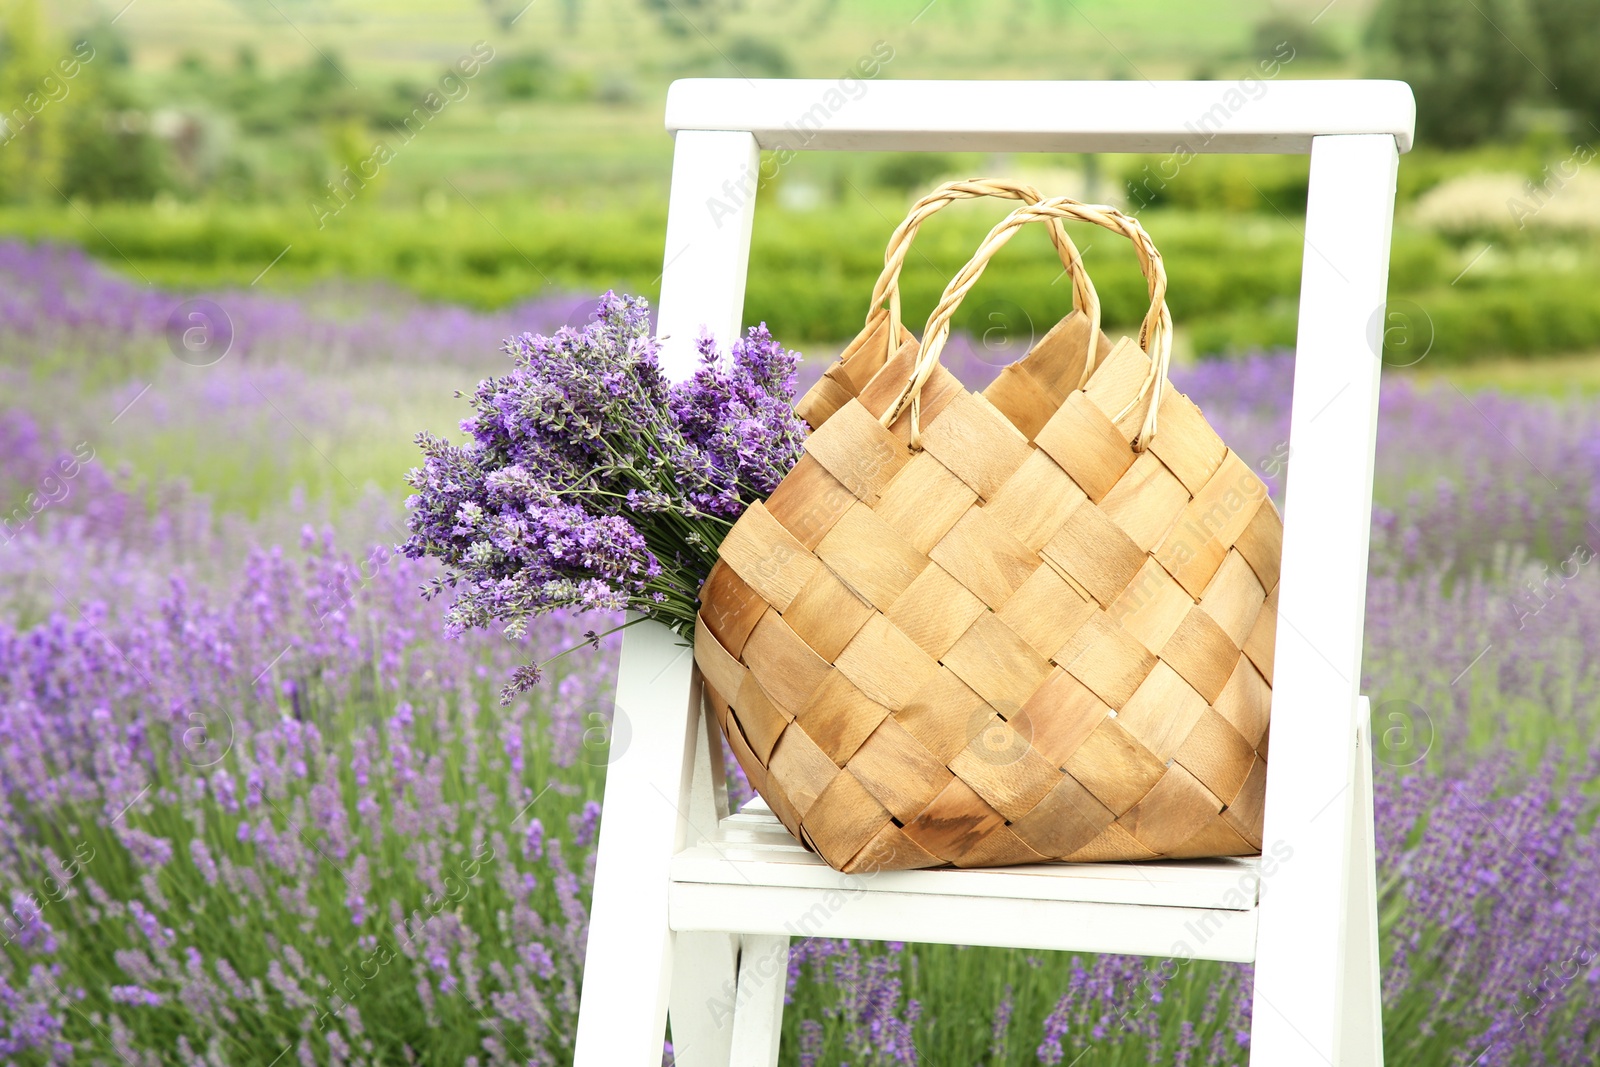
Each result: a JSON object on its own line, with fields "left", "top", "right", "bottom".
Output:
{"left": 573, "top": 78, "right": 1414, "bottom": 1067}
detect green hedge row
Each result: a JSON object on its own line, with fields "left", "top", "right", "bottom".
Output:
{"left": 2, "top": 199, "right": 1592, "bottom": 364}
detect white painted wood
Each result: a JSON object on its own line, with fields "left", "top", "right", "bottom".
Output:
{"left": 667, "top": 715, "right": 739, "bottom": 1067}
{"left": 575, "top": 125, "right": 760, "bottom": 1067}
{"left": 728, "top": 935, "right": 791, "bottom": 1067}
{"left": 1342, "top": 701, "right": 1385, "bottom": 1065}
{"left": 573, "top": 619, "right": 699, "bottom": 1066}
{"left": 665, "top": 79, "right": 1416, "bottom": 155}
{"left": 673, "top": 882, "right": 1259, "bottom": 963}
{"left": 671, "top": 799, "right": 1261, "bottom": 962}
{"left": 655, "top": 130, "right": 761, "bottom": 379}
{"left": 683, "top": 696, "right": 732, "bottom": 837}
{"left": 1250, "top": 134, "right": 1399, "bottom": 1066}
{"left": 672, "top": 804, "right": 1262, "bottom": 911}
{"left": 669, "top": 933, "right": 739, "bottom": 1067}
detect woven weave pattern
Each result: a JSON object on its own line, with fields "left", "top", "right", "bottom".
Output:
{"left": 694, "top": 195, "right": 1282, "bottom": 874}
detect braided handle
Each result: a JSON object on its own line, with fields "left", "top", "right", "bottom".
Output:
{"left": 884, "top": 198, "right": 1173, "bottom": 452}
{"left": 868, "top": 179, "right": 1100, "bottom": 375}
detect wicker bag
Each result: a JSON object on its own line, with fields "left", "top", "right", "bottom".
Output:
{"left": 694, "top": 191, "right": 1283, "bottom": 873}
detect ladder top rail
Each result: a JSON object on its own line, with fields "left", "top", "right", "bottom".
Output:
{"left": 665, "top": 78, "right": 1416, "bottom": 155}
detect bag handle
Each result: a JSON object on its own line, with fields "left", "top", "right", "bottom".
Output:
{"left": 868, "top": 179, "right": 1101, "bottom": 380}
{"left": 884, "top": 197, "right": 1172, "bottom": 452}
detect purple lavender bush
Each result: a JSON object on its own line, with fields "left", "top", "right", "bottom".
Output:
{"left": 3, "top": 238, "right": 1600, "bottom": 1064}
{"left": 400, "top": 291, "right": 806, "bottom": 700}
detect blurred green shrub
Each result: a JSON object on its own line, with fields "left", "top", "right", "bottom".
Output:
{"left": 1120, "top": 154, "right": 1310, "bottom": 213}
{"left": 490, "top": 51, "right": 557, "bottom": 99}
{"left": 1527, "top": 0, "right": 1600, "bottom": 130}
{"left": 872, "top": 152, "right": 954, "bottom": 193}
{"left": 0, "top": 2, "right": 166, "bottom": 203}
{"left": 3, "top": 188, "right": 1597, "bottom": 365}
{"left": 0, "top": 0, "right": 67, "bottom": 200}
{"left": 1366, "top": 0, "right": 1532, "bottom": 146}
{"left": 1251, "top": 13, "right": 1343, "bottom": 62}
{"left": 57, "top": 72, "right": 167, "bottom": 202}
{"left": 723, "top": 35, "right": 794, "bottom": 78}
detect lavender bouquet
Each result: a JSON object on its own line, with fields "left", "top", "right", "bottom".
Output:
{"left": 401, "top": 292, "right": 807, "bottom": 699}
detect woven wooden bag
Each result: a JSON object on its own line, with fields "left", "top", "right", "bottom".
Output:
{"left": 694, "top": 192, "right": 1283, "bottom": 874}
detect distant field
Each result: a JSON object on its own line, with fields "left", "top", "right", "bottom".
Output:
{"left": 87, "top": 0, "right": 1376, "bottom": 79}
{"left": 28, "top": 0, "right": 1600, "bottom": 373}
{"left": 44, "top": 0, "right": 1374, "bottom": 207}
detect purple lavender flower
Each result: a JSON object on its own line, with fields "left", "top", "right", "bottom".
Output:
{"left": 401, "top": 292, "right": 806, "bottom": 699}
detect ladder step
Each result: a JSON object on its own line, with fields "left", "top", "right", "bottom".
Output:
{"left": 677, "top": 802, "right": 1264, "bottom": 911}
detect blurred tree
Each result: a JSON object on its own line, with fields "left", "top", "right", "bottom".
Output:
{"left": 873, "top": 152, "right": 954, "bottom": 193}
{"left": 723, "top": 35, "right": 792, "bottom": 78}
{"left": 640, "top": 0, "right": 737, "bottom": 37}
{"left": 1367, "top": 0, "right": 1532, "bottom": 145}
{"left": 175, "top": 49, "right": 209, "bottom": 76}
{"left": 1526, "top": 0, "right": 1600, "bottom": 128}
{"left": 57, "top": 62, "right": 166, "bottom": 202}
{"left": 806, "top": 0, "right": 839, "bottom": 31}
{"left": 226, "top": 0, "right": 315, "bottom": 21}
{"left": 491, "top": 51, "right": 556, "bottom": 99}
{"left": 0, "top": 0, "right": 66, "bottom": 201}
{"left": 226, "top": 47, "right": 286, "bottom": 133}
{"left": 291, "top": 50, "right": 364, "bottom": 123}
{"left": 322, "top": 117, "right": 386, "bottom": 203}
{"left": 1252, "top": 13, "right": 1343, "bottom": 62}
{"left": 480, "top": 0, "right": 524, "bottom": 32}
{"left": 594, "top": 71, "right": 637, "bottom": 105}
{"left": 0, "top": 11, "right": 166, "bottom": 203}
{"left": 74, "top": 16, "right": 131, "bottom": 68}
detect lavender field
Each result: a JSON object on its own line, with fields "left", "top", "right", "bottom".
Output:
{"left": 2, "top": 239, "right": 1599, "bottom": 1066}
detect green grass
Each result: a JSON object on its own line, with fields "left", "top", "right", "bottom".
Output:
{"left": 14, "top": 190, "right": 1600, "bottom": 364}
{"left": 111, "top": 366, "right": 467, "bottom": 517}
{"left": 1418, "top": 350, "right": 1600, "bottom": 396}
{"left": 20, "top": 0, "right": 1598, "bottom": 374}
{"left": 38, "top": 0, "right": 1377, "bottom": 215}
{"left": 95, "top": 0, "right": 1374, "bottom": 86}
